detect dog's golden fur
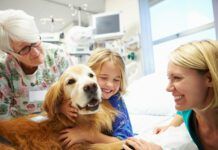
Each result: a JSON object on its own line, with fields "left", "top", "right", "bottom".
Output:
{"left": 0, "top": 65, "right": 123, "bottom": 150}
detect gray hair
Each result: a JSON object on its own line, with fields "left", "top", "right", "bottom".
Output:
{"left": 0, "top": 9, "right": 39, "bottom": 53}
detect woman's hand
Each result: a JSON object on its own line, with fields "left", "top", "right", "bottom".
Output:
{"left": 153, "top": 125, "right": 170, "bottom": 134}
{"left": 59, "top": 100, "right": 78, "bottom": 122}
{"left": 59, "top": 127, "right": 88, "bottom": 149}
{"left": 123, "top": 138, "right": 162, "bottom": 150}
{"left": 154, "top": 115, "right": 183, "bottom": 134}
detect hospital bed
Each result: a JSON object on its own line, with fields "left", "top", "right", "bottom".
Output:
{"left": 124, "top": 73, "right": 198, "bottom": 150}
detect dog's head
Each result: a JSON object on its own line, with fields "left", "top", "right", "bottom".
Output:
{"left": 43, "top": 64, "right": 102, "bottom": 119}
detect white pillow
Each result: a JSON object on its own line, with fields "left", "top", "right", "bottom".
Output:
{"left": 124, "top": 73, "right": 176, "bottom": 116}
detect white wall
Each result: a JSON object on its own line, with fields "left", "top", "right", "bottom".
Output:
{"left": 105, "top": 0, "right": 140, "bottom": 40}
{"left": 105, "top": 0, "right": 144, "bottom": 83}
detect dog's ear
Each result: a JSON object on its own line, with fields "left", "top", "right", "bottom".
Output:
{"left": 43, "top": 81, "right": 63, "bottom": 118}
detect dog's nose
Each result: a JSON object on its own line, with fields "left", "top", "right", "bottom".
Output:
{"left": 83, "top": 83, "right": 97, "bottom": 94}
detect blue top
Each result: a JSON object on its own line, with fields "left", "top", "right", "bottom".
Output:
{"left": 108, "top": 93, "right": 134, "bottom": 140}
{"left": 177, "top": 110, "right": 203, "bottom": 150}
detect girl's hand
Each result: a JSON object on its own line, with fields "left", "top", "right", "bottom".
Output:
{"left": 123, "top": 138, "right": 162, "bottom": 150}
{"left": 59, "top": 127, "right": 87, "bottom": 149}
{"left": 153, "top": 125, "right": 170, "bottom": 134}
{"left": 59, "top": 100, "right": 78, "bottom": 122}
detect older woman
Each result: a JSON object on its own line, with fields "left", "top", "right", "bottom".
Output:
{"left": 0, "top": 9, "right": 73, "bottom": 119}
{"left": 123, "top": 40, "right": 218, "bottom": 150}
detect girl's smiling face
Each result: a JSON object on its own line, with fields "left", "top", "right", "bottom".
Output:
{"left": 166, "top": 62, "right": 213, "bottom": 111}
{"left": 97, "top": 61, "right": 121, "bottom": 100}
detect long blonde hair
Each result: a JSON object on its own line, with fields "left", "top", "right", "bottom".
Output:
{"left": 87, "top": 48, "right": 127, "bottom": 95}
{"left": 169, "top": 40, "right": 218, "bottom": 109}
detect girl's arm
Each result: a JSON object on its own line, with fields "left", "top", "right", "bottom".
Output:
{"left": 59, "top": 127, "right": 120, "bottom": 149}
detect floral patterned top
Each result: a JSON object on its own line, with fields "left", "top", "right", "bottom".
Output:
{"left": 0, "top": 43, "right": 72, "bottom": 119}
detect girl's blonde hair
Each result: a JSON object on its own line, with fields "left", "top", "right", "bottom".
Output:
{"left": 169, "top": 40, "right": 218, "bottom": 109}
{"left": 87, "top": 48, "right": 127, "bottom": 95}
{"left": 0, "top": 9, "right": 39, "bottom": 53}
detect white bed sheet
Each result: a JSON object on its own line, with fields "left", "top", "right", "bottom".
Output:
{"left": 130, "top": 114, "right": 173, "bottom": 135}
{"left": 129, "top": 114, "right": 198, "bottom": 150}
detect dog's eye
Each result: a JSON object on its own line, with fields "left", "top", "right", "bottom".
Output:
{"left": 88, "top": 73, "right": 94, "bottom": 78}
{"left": 67, "top": 78, "right": 76, "bottom": 85}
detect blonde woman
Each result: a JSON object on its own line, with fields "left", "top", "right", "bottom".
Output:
{"left": 59, "top": 48, "right": 133, "bottom": 148}
{"left": 123, "top": 40, "right": 218, "bottom": 150}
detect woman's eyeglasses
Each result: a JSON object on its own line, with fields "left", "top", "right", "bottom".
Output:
{"left": 16, "top": 41, "right": 41, "bottom": 56}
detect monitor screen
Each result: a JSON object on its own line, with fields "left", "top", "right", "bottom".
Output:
{"left": 92, "top": 12, "right": 123, "bottom": 40}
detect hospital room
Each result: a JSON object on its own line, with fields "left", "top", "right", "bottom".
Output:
{"left": 0, "top": 0, "right": 218, "bottom": 149}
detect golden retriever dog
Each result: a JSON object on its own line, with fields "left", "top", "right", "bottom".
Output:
{"left": 0, "top": 64, "right": 124, "bottom": 150}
